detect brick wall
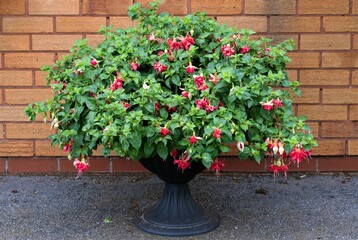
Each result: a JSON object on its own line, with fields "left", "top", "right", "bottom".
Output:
{"left": 1, "top": 0, "right": 358, "bottom": 173}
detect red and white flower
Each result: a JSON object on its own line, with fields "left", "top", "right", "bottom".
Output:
{"left": 213, "top": 128, "right": 222, "bottom": 139}
{"left": 237, "top": 142, "right": 244, "bottom": 152}
{"left": 110, "top": 72, "right": 124, "bottom": 91}
{"left": 260, "top": 100, "right": 274, "bottom": 111}
{"left": 174, "top": 152, "right": 191, "bottom": 172}
{"left": 153, "top": 62, "right": 167, "bottom": 73}
{"left": 240, "top": 45, "right": 250, "bottom": 54}
{"left": 185, "top": 62, "right": 197, "bottom": 74}
{"left": 221, "top": 44, "right": 236, "bottom": 57}
{"left": 210, "top": 158, "right": 225, "bottom": 176}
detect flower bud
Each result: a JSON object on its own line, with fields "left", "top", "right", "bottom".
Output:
{"left": 273, "top": 145, "right": 278, "bottom": 154}
{"left": 279, "top": 146, "right": 285, "bottom": 155}
{"left": 237, "top": 142, "right": 244, "bottom": 152}
{"left": 68, "top": 154, "right": 73, "bottom": 161}
{"left": 143, "top": 83, "right": 150, "bottom": 90}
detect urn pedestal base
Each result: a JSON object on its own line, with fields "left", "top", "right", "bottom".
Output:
{"left": 134, "top": 157, "right": 220, "bottom": 237}
{"left": 134, "top": 182, "right": 219, "bottom": 237}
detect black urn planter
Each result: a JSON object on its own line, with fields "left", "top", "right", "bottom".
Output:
{"left": 134, "top": 156, "right": 220, "bottom": 237}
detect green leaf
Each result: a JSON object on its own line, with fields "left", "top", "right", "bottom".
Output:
{"left": 157, "top": 142, "right": 168, "bottom": 160}
{"left": 143, "top": 141, "right": 155, "bottom": 157}
{"left": 202, "top": 153, "right": 212, "bottom": 168}
{"left": 85, "top": 98, "right": 97, "bottom": 110}
{"left": 219, "top": 145, "right": 230, "bottom": 153}
{"left": 128, "top": 132, "right": 142, "bottom": 150}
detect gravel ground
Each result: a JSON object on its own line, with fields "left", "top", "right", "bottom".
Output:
{"left": 0, "top": 172, "right": 357, "bottom": 240}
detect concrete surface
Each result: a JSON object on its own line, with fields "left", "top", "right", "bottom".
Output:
{"left": 0, "top": 172, "right": 357, "bottom": 240}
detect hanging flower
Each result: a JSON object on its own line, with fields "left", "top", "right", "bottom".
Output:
{"left": 174, "top": 153, "right": 191, "bottom": 172}
{"left": 153, "top": 62, "right": 167, "bottom": 73}
{"left": 289, "top": 146, "right": 308, "bottom": 166}
{"left": 130, "top": 61, "right": 140, "bottom": 71}
{"left": 160, "top": 127, "right": 170, "bottom": 137}
{"left": 167, "top": 37, "right": 182, "bottom": 50}
{"left": 185, "top": 62, "right": 197, "bottom": 74}
{"left": 213, "top": 128, "right": 222, "bottom": 139}
{"left": 110, "top": 72, "right": 124, "bottom": 91}
{"left": 260, "top": 100, "right": 274, "bottom": 111}
{"left": 180, "top": 33, "right": 195, "bottom": 51}
{"left": 221, "top": 44, "right": 236, "bottom": 57}
{"left": 237, "top": 142, "right": 244, "bottom": 152}
{"left": 240, "top": 45, "right": 250, "bottom": 54}
{"left": 210, "top": 158, "right": 225, "bottom": 176}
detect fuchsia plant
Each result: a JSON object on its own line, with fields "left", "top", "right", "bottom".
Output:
{"left": 25, "top": 1, "right": 316, "bottom": 177}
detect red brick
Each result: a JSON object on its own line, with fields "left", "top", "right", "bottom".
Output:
{"left": 251, "top": 34, "right": 298, "bottom": 49}
{"left": 297, "top": 105, "right": 347, "bottom": 121}
{"left": 354, "top": 34, "right": 358, "bottom": 49}
{"left": 216, "top": 16, "right": 267, "bottom": 33}
{"left": 60, "top": 157, "right": 109, "bottom": 172}
{"left": 137, "top": 0, "right": 188, "bottom": 15}
{"left": 322, "top": 52, "right": 358, "bottom": 68}
{"left": 0, "top": 125, "right": 3, "bottom": 139}
{"left": 57, "top": 52, "right": 71, "bottom": 61}
{"left": 287, "top": 70, "right": 298, "bottom": 81}
{"left": 300, "top": 34, "right": 350, "bottom": 50}
{"left": 0, "top": 35, "right": 30, "bottom": 51}
{"left": 56, "top": 17, "right": 106, "bottom": 33}
{"left": 35, "top": 71, "right": 48, "bottom": 86}
{"left": 0, "top": 0, "right": 25, "bottom": 14}
{"left": 293, "top": 88, "right": 320, "bottom": 104}
{"left": 300, "top": 70, "right": 350, "bottom": 86}
{"left": 323, "top": 17, "right": 358, "bottom": 32}
{"left": 318, "top": 157, "right": 358, "bottom": 172}
{"left": 354, "top": 0, "right": 358, "bottom": 14}
{"left": 299, "top": 0, "right": 349, "bottom": 14}
{"left": 6, "top": 123, "right": 52, "bottom": 139}
{"left": 0, "top": 106, "right": 32, "bottom": 122}
{"left": 7, "top": 157, "right": 57, "bottom": 173}
{"left": 111, "top": 157, "right": 148, "bottom": 172}
{"left": 32, "top": 35, "right": 82, "bottom": 51}
{"left": 0, "top": 158, "right": 4, "bottom": 173}
{"left": 321, "top": 122, "right": 358, "bottom": 138}
{"left": 29, "top": 0, "right": 79, "bottom": 15}
{"left": 59, "top": 157, "right": 77, "bottom": 172}
{"left": 306, "top": 122, "right": 319, "bottom": 138}
{"left": 4, "top": 53, "right": 54, "bottom": 69}
{"left": 349, "top": 105, "right": 358, "bottom": 120}
{"left": 323, "top": 89, "right": 358, "bottom": 104}
{"left": 0, "top": 70, "right": 33, "bottom": 86}
{"left": 109, "top": 17, "right": 136, "bottom": 29}
{"left": 289, "top": 159, "right": 316, "bottom": 172}
{"left": 270, "top": 17, "right": 320, "bottom": 33}
{"left": 287, "top": 52, "right": 320, "bottom": 69}
{"left": 314, "top": 140, "right": 346, "bottom": 155}
{"left": 264, "top": 34, "right": 299, "bottom": 50}
{"left": 245, "top": 0, "right": 295, "bottom": 15}
{"left": 192, "top": 0, "right": 242, "bottom": 15}
{"left": 5, "top": 89, "right": 52, "bottom": 104}
{"left": 84, "top": 35, "right": 105, "bottom": 47}
{"left": 348, "top": 140, "right": 358, "bottom": 155}
{"left": 86, "top": 157, "right": 110, "bottom": 172}
{"left": 220, "top": 157, "right": 266, "bottom": 172}
{"left": 35, "top": 140, "right": 66, "bottom": 157}
{"left": 83, "top": 0, "right": 131, "bottom": 15}
{"left": 353, "top": 71, "right": 358, "bottom": 86}
{"left": 3, "top": 17, "right": 53, "bottom": 33}
{"left": 0, "top": 141, "right": 34, "bottom": 157}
